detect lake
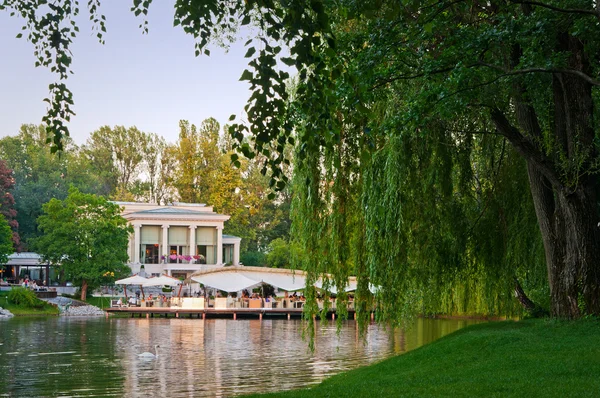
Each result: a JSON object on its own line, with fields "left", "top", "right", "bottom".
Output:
{"left": 0, "top": 316, "right": 482, "bottom": 397}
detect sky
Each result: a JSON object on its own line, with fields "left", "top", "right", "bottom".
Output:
{"left": 0, "top": 1, "right": 255, "bottom": 145}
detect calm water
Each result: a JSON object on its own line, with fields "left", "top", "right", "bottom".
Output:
{"left": 0, "top": 316, "right": 482, "bottom": 397}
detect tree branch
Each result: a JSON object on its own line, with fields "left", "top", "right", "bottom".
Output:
{"left": 490, "top": 108, "right": 564, "bottom": 189}
{"left": 478, "top": 62, "right": 600, "bottom": 86}
{"left": 509, "top": 0, "right": 600, "bottom": 18}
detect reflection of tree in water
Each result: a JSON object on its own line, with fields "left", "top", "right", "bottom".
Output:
{"left": 0, "top": 317, "right": 126, "bottom": 396}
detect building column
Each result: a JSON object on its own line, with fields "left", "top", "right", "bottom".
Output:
{"left": 133, "top": 224, "right": 141, "bottom": 264}
{"left": 216, "top": 226, "right": 223, "bottom": 265}
{"left": 233, "top": 241, "right": 240, "bottom": 266}
{"left": 128, "top": 233, "right": 134, "bottom": 262}
{"left": 162, "top": 225, "right": 169, "bottom": 260}
{"left": 189, "top": 225, "right": 197, "bottom": 257}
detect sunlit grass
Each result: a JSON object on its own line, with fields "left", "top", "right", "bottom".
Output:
{"left": 249, "top": 319, "right": 600, "bottom": 397}
{"left": 85, "top": 296, "right": 117, "bottom": 309}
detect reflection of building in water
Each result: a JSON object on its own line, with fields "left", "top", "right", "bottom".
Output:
{"left": 116, "top": 318, "right": 207, "bottom": 397}
{"left": 117, "top": 202, "right": 242, "bottom": 280}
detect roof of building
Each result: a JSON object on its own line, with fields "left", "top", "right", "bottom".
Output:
{"left": 132, "top": 208, "right": 217, "bottom": 215}
{"left": 8, "top": 252, "right": 41, "bottom": 260}
{"left": 5, "top": 252, "right": 43, "bottom": 266}
{"left": 113, "top": 201, "right": 206, "bottom": 207}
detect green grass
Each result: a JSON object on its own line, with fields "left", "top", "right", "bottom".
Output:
{"left": 85, "top": 296, "right": 117, "bottom": 309}
{"left": 0, "top": 291, "right": 60, "bottom": 315}
{"left": 249, "top": 319, "right": 600, "bottom": 397}
{"left": 85, "top": 296, "right": 131, "bottom": 317}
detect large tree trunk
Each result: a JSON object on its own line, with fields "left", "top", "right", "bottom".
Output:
{"left": 527, "top": 165, "right": 600, "bottom": 317}
{"left": 80, "top": 279, "right": 88, "bottom": 301}
{"left": 492, "top": 33, "right": 600, "bottom": 318}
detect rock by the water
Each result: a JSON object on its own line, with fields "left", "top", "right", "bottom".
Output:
{"left": 42, "top": 297, "right": 106, "bottom": 316}
{"left": 0, "top": 307, "right": 14, "bottom": 318}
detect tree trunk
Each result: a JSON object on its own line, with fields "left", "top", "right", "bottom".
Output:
{"left": 514, "top": 277, "right": 536, "bottom": 312}
{"left": 492, "top": 33, "right": 600, "bottom": 318}
{"left": 81, "top": 279, "right": 88, "bottom": 301}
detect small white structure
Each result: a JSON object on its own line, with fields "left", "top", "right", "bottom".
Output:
{"left": 3, "top": 252, "right": 47, "bottom": 284}
{"left": 116, "top": 202, "right": 242, "bottom": 279}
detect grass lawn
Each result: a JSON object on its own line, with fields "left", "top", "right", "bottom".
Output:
{"left": 85, "top": 296, "right": 117, "bottom": 309}
{"left": 0, "top": 291, "right": 59, "bottom": 315}
{"left": 249, "top": 319, "right": 600, "bottom": 397}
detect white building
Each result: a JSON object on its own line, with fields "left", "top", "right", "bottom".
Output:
{"left": 117, "top": 202, "right": 242, "bottom": 280}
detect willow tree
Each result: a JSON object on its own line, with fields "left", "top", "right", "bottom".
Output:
{"left": 4, "top": 0, "right": 599, "bottom": 318}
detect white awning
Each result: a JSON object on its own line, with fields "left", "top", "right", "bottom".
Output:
{"left": 242, "top": 271, "right": 307, "bottom": 292}
{"left": 115, "top": 275, "right": 148, "bottom": 285}
{"left": 192, "top": 272, "right": 261, "bottom": 292}
{"left": 142, "top": 274, "right": 182, "bottom": 287}
{"left": 188, "top": 266, "right": 369, "bottom": 294}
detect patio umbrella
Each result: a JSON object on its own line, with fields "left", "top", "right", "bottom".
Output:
{"left": 191, "top": 271, "right": 261, "bottom": 293}
{"left": 115, "top": 274, "right": 148, "bottom": 299}
{"left": 142, "top": 274, "right": 182, "bottom": 287}
{"left": 143, "top": 274, "right": 183, "bottom": 299}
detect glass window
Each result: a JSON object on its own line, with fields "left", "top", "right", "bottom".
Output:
{"left": 223, "top": 244, "right": 234, "bottom": 264}
{"left": 197, "top": 245, "right": 216, "bottom": 264}
{"left": 169, "top": 245, "right": 188, "bottom": 263}
{"left": 141, "top": 244, "right": 160, "bottom": 264}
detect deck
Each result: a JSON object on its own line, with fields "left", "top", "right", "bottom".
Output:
{"left": 105, "top": 306, "right": 361, "bottom": 320}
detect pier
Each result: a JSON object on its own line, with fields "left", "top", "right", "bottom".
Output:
{"left": 105, "top": 306, "right": 363, "bottom": 320}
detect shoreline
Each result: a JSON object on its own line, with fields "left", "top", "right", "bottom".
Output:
{"left": 247, "top": 318, "right": 600, "bottom": 397}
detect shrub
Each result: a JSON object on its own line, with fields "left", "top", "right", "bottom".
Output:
{"left": 241, "top": 251, "right": 267, "bottom": 267}
{"left": 266, "top": 238, "right": 290, "bottom": 268}
{"left": 8, "top": 287, "right": 41, "bottom": 308}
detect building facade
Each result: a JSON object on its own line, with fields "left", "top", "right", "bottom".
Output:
{"left": 118, "top": 202, "right": 241, "bottom": 279}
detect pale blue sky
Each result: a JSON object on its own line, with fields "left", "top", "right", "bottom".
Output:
{"left": 0, "top": 1, "right": 255, "bottom": 145}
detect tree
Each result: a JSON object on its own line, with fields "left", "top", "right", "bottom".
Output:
{"left": 266, "top": 238, "right": 290, "bottom": 268}
{"left": 0, "top": 215, "right": 14, "bottom": 268}
{"left": 168, "top": 0, "right": 596, "bottom": 319}
{"left": 0, "top": 125, "right": 106, "bottom": 247}
{"left": 82, "top": 126, "right": 147, "bottom": 199}
{"left": 35, "top": 187, "right": 132, "bottom": 300}
{"left": 0, "top": 160, "right": 20, "bottom": 250}
{"left": 137, "top": 133, "right": 175, "bottom": 204}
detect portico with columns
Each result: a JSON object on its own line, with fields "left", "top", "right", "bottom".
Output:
{"left": 117, "top": 202, "right": 241, "bottom": 279}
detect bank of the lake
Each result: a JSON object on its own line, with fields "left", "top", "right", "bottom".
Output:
{"left": 251, "top": 319, "right": 600, "bottom": 397}
{"left": 0, "top": 291, "right": 59, "bottom": 316}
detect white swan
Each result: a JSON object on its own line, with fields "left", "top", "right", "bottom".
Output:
{"left": 138, "top": 345, "right": 159, "bottom": 359}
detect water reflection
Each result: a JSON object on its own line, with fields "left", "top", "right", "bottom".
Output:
{"left": 0, "top": 317, "right": 482, "bottom": 397}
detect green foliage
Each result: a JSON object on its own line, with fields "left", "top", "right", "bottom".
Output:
{"left": 0, "top": 215, "right": 13, "bottom": 265}
{"left": 241, "top": 251, "right": 267, "bottom": 267}
{"left": 8, "top": 287, "right": 43, "bottom": 308}
{"left": 0, "top": 125, "right": 108, "bottom": 247}
{"left": 266, "top": 238, "right": 290, "bottom": 268}
{"left": 34, "top": 186, "right": 132, "bottom": 300}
